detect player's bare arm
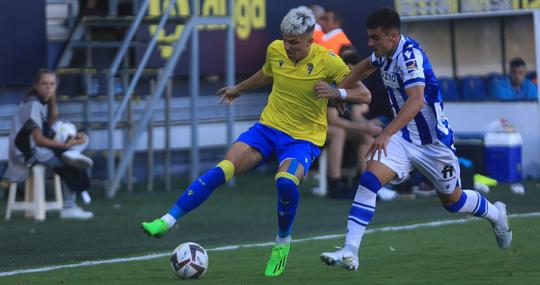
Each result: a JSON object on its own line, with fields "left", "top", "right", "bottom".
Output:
{"left": 313, "top": 80, "right": 371, "bottom": 104}
{"left": 48, "top": 92, "right": 58, "bottom": 124}
{"left": 339, "top": 57, "right": 377, "bottom": 88}
{"left": 31, "top": 127, "right": 84, "bottom": 149}
{"left": 367, "top": 85, "right": 424, "bottom": 161}
{"left": 327, "top": 108, "right": 382, "bottom": 136}
{"left": 217, "top": 69, "right": 273, "bottom": 105}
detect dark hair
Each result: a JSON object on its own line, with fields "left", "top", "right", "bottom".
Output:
{"left": 366, "top": 7, "right": 401, "bottom": 31}
{"left": 27, "top": 68, "right": 56, "bottom": 95}
{"left": 305, "top": 23, "right": 315, "bottom": 34}
{"left": 510, "top": 57, "right": 526, "bottom": 69}
{"left": 325, "top": 8, "right": 344, "bottom": 25}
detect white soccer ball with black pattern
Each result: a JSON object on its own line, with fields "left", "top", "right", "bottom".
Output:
{"left": 52, "top": 121, "right": 77, "bottom": 143}
{"left": 170, "top": 242, "right": 209, "bottom": 279}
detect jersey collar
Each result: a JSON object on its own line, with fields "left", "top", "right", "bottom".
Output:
{"left": 388, "top": 35, "right": 406, "bottom": 60}
{"left": 291, "top": 44, "right": 315, "bottom": 66}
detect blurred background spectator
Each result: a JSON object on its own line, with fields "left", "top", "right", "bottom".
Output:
{"left": 489, "top": 57, "right": 537, "bottom": 101}
{"left": 309, "top": 4, "right": 326, "bottom": 44}
{"left": 317, "top": 8, "right": 353, "bottom": 57}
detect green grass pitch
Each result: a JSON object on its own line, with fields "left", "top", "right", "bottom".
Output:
{"left": 1, "top": 173, "right": 539, "bottom": 284}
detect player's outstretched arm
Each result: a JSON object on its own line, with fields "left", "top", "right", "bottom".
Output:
{"left": 366, "top": 85, "right": 424, "bottom": 161}
{"left": 383, "top": 85, "right": 424, "bottom": 136}
{"left": 342, "top": 80, "right": 371, "bottom": 104}
{"left": 327, "top": 107, "right": 382, "bottom": 136}
{"left": 340, "top": 57, "right": 377, "bottom": 88}
{"left": 314, "top": 80, "right": 371, "bottom": 104}
{"left": 216, "top": 69, "right": 273, "bottom": 105}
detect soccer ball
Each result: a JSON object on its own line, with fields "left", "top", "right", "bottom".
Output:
{"left": 170, "top": 242, "right": 209, "bottom": 279}
{"left": 52, "top": 121, "right": 77, "bottom": 143}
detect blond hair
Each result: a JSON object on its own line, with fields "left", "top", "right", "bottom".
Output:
{"left": 280, "top": 6, "right": 316, "bottom": 35}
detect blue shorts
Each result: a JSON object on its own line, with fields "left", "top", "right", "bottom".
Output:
{"left": 236, "top": 123, "right": 321, "bottom": 175}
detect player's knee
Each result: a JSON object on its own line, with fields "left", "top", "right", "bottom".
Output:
{"left": 443, "top": 191, "right": 467, "bottom": 213}
{"left": 275, "top": 172, "right": 299, "bottom": 190}
{"left": 359, "top": 171, "right": 382, "bottom": 193}
{"left": 275, "top": 173, "right": 299, "bottom": 205}
{"left": 281, "top": 158, "right": 303, "bottom": 176}
{"left": 217, "top": 160, "right": 235, "bottom": 182}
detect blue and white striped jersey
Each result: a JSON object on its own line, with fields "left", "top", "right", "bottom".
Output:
{"left": 370, "top": 35, "right": 455, "bottom": 149}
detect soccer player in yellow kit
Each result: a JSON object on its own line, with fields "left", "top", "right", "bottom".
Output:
{"left": 142, "top": 6, "right": 371, "bottom": 277}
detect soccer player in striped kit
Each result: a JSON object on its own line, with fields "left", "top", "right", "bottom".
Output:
{"left": 142, "top": 6, "right": 371, "bottom": 277}
{"left": 320, "top": 8, "right": 512, "bottom": 271}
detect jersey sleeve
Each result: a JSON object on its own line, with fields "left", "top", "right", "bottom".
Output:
{"left": 398, "top": 47, "right": 425, "bottom": 89}
{"left": 262, "top": 41, "right": 279, "bottom": 77}
{"left": 26, "top": 101, "right": 44, "bottom": 130}
{"left": 326, "top": 50, "right": 350, "bottom": 84}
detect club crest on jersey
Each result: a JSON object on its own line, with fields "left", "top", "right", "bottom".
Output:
{"left": 279, "top": 59, "right": 284, "bottom": 67}
{"left": 307, "top": 63, "right": 314, "bottom": 75}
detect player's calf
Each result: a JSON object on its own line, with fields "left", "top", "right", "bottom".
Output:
{"left": 275, "top": 171, "right": 300, "bottom": 239}
{"left": 141, "top": 160, "right": 235, "bottom": 238}
{"left": 443, "top": 189, "right": 512, "bottom": 249}
{"left": 443, "top": 190, "right": 499, "bottom": 222}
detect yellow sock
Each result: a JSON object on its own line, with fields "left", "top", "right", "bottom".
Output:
{"left": 217, "top": 160, "right": 235, "bottom": 182}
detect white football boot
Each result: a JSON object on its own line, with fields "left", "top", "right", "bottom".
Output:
{"left": 320, "top": 248, "right": 358, "bottom": 271}
{"left": 60, "top": 205, "right": 94, "bottom": 220}
{"left": 491, "top": 202, "right": 512, "bottom": 250}
{"left": 61, "top": 150, "right": 94, "bottom": 169}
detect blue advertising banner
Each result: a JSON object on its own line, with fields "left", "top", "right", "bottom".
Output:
{"left": 0, "top": 0, "right": 47, "bottom": 86}
{"left": 136, "top": 0, "right": 393, "bottom": 75}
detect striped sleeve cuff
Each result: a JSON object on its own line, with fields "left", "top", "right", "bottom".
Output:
{"left": 404, "top": 77, "right": 425, "bottom": 89}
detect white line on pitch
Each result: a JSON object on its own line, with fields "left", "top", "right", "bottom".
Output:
{"left": 1, "top": 212, "right": 538, "bottom": 278}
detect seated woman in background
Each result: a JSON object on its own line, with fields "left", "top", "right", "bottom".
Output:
{"left": 5, "top": 69, "right": 94, "bottom": 220}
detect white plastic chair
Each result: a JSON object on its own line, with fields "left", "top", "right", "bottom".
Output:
{"left": 5, "top": 164, "right": 63, "bottom": 221}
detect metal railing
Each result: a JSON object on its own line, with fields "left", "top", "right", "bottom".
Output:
{"left": 106, "top": 0, "right": 235, "bottom": 197}
{"left": 107, "top": 0, "right": 151, "bottom": 191}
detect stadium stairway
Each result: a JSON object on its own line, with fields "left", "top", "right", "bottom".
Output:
{"left": 1, "top": 7, "right": 259, "bottom": 190}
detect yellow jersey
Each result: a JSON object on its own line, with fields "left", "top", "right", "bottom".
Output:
{"left": 260, "top": 40, "right": 350, "bottom": 146}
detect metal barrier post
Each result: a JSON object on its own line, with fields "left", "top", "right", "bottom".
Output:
{"left": 165, "top": 79, "right": 172, "bottom": 192}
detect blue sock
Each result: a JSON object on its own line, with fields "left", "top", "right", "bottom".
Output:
{"left": 275, "top": 176, "right": 300, "bottom": 239}
{"left": 167, "top": 166, "right": 227, "bottom": 219}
